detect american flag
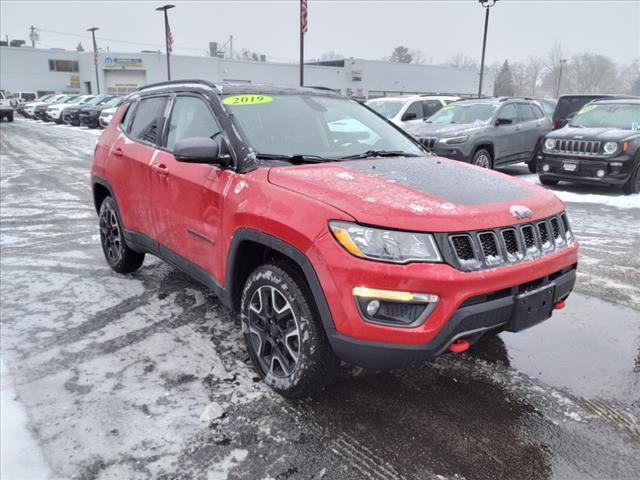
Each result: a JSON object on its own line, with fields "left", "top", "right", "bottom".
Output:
{"left": 301, "top": 0, "right": 308, "bottom": 34}
{"left": 167, "top": 22, "right": 174, "bottom": 55}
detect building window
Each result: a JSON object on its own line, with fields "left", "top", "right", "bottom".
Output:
{"left": 48, "top": 59, "right": 79, "bottom": 72}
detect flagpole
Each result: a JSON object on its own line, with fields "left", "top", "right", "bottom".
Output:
{"left": 156, "top": 5, "right": 175, "bottom": 81}
{"left": 299, "top": 0, "right": 304, "bottom": 86}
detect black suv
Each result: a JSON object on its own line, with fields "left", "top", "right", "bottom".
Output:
{"left": 551, "top": 94, "right": 619, "bottom": 130}
{"left": 403, "top": 97, "right": 551, "bottom": 173}
{"left": 538, "top": 98, "right": 640, "bottom": 194}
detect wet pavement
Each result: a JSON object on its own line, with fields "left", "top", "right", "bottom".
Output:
{"left": 1, "top": 119, "right": 639, "bottom": 479}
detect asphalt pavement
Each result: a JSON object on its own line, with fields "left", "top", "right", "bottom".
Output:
{"left": 1, "top": 119, "right": 639, "bottom": 480}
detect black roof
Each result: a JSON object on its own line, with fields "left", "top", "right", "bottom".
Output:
{"left": 133, "top": 79, "right": 343, "bottom": 98}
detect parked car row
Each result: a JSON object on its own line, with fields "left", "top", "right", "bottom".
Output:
{"left": 378, "top": 93, "right": 638, "bottom": 194}
{"left": 18, "top": 93, "right": 123, "bottom": 128}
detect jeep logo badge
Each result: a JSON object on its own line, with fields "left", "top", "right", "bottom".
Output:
{"left": 510, "top": 205, "right": 533, "bottom": 219}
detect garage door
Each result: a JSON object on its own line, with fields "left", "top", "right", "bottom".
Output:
{"left": 105, "top": 70, "right": 147, "bottom": 95}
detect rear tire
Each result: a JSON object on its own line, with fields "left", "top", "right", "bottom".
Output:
{"left": 98, "top": 196, "right": 145, "bottom": 273}
{"left": 539, "top": 176, "right": 559, "bottom": 186}
{"left": 472, "top": 148, "right": 493, "bottom": 169}
{"left": 7, "top": 112, "right": 14, "bottom": 122}
{"left": 240, "top": 262, "right": 338, "bottom": 398}
{"left": 622, "top": 160, "right": 640, "bottom": 195}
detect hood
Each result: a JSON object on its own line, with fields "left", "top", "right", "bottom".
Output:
{"left": 268, "top": 157, "right": 564, "bottom": 232}
{"left": 404, "top": 122, "right": 486, "bottom": 139}
{"left": 548, "top": 127, "right": 639, "bottom": 142}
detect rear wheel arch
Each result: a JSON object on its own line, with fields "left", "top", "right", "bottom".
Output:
{"left": 92, "top": 178, "right": 114, "bottom": 214}
{"left": 225, "top": 229, "right": 336, "bottom": 336}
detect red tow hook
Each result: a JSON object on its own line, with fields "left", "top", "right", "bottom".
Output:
{"left": 554, "top": 299, "right": 566, "bottom": 310}
{"left": 448, "top": 339, "right": 470, "bottom": 353}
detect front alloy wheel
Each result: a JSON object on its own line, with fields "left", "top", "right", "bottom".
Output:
{"left": 472, "top": 148, "right": 492, "bottom": 169}
{"left": 248, "top": 285, "right": 300, "bottom": 377}
{"left": 241, "top": 263, "right": 338, "bottom": 398}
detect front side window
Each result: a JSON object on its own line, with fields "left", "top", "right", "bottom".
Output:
{"left": 422, "top": 100, "right": 443, "bottom": 118}
{"left": 225, "top": 94, "right": 422, "bottom": 159}
{"left": 166, "top": 96, "right": 220, "bottom": 150}
{"left": 404, "top": 101, "right": 423, "bottom": 119}
{"left": 129, "top": 96, "right": 168, "bottom": 145}
{"left": 498, "top": 104, "right": 518, "bottom": 123}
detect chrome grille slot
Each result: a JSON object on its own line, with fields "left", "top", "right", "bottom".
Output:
{"left": 450, "top": 235, "right": 475, "bottom": 261}
{"left": 537, "top": 221, "right": 552, "bottom": 249}
{"left": 420, "top": 137, "right": 437, "bottom": 149}
{"left": 501, "top": 229, "right": 520, "bottom": 256}
{"left": 521, "top": 225, "right": 537, "bottom": 251}
{"left": 550, "top": 217, "right": 563, "bottom": 243}
{"left": 478, "top": 231, "right": 501, "bottom": 264}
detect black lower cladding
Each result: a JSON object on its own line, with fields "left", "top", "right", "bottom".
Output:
{"left": 329, "top": 267, "right": 576, "bottom": 369}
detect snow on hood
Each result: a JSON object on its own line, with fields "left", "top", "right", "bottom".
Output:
{"left": 268, "top": 156, "right": 564, "bottom": 232}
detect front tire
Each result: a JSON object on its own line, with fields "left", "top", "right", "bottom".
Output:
{"left": 8, "top": 112, "right": 14, "bottom": 122}
{"left": 528, "top": 160, "right": 538, "bottom": 173}
{"left": 240, "top": 263, "right": 338, "bottom": 398}
{"left": 472, "top": 148, "right": 493, "bottom": 169}
{"left": 539, "top": 176, "right": 559, "bottom": 186}
{"left": 98, "top": 196, "right": 145, "bottom": 273}
{"left": 623, "top": 161, "right": 640, "bottom": 195}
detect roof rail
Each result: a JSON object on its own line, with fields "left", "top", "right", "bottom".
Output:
{"left": 498, "top": 96, "right": 533, "bottom": 102}
{"left": 134, "top": 79, "right": 219, "bottom": 93}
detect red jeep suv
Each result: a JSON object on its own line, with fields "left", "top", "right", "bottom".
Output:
{"left": 91, "top": 81, "right": 578, "bottom": 397}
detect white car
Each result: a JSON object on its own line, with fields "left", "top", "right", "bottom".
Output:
{"left": 46, "top": 95, "right": 95, "bottom": 123}
{"left": 366, "top": 95, "right": 461, "bottom": 129}
{"left": 23, "top": 94, "right": 66, "bottom": 118}
{"left": 99, "top": 106, "right": 117, "bottom": 128}
{"left": 0, "top": 90, "right": 14, "bottom": 122}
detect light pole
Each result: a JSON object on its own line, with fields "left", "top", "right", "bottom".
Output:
{"left": 156, "top": 4, "right": 175, "bottom": 80}
{"left": 87, "top": 27, "right": 100, "bottom": 94}
{"left": 477, "top": 0, "right": 498, "bottom": 98}
{"left": 555, "top": 59, "right": 567, "bottom": 98}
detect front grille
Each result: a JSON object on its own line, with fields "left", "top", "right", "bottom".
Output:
{"left": 420, "top": 137, "right": 437, "bottom": 149}
{"left": 444, "top": 213, "right": 573, "bottom": 271}
{"left": 553, "top": 139, "right": 601, "bottom": 155}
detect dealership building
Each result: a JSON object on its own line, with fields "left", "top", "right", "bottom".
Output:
{"left": 0, "top": 45, "right": 494, "bottom": 99}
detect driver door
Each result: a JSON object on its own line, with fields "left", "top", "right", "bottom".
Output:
{"left": 492, "top": 103, "right": 520, "bottom": 165}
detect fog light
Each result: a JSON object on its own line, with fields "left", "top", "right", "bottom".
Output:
{"left": 597, "top": 169, "right": 605, "bottom": 178}
{"left": 542, "top": 164, "right": 550, "bottom": 172}
{"left": 366, "top": 300, "right": 380, "bottom": 316}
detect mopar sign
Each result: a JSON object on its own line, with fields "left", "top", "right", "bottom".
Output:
{"left": 104, "top": 57, "right": 144, "bottom": 68}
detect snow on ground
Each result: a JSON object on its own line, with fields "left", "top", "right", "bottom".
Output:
{"left": 1, "top": 358, "right": 54, "bottom": 480}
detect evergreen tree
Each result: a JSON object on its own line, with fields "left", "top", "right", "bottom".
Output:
{"left": 493, "top": 60, "right": 515, "bottom": 96}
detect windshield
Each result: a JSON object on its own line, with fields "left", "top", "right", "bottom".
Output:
{"left": 570, "top": 103, "right": 640, "bottom": 130}
{"left": 66, "top": 96, "right": 87, "bottom": 105}
{"left": 85, "top": 96, "right": 106, "bottom": 106}
{"left": 365, "top": 99, "right": 405, "bottom": 119}
{"left": 224, "top": 94, "right": 422, "bottom": 159}
{"left": 427, "top": 103, "right": 497, "bottom": 124}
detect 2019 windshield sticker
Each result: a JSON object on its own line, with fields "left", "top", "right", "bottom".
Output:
{"left": 223, "top": 95, "right": 273, "bottom": 106}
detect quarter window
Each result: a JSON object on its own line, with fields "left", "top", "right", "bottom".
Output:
{"left": 128, "top": 96, "right": 168, "bottom": 145}
{"left": 166, "top": 96, "right": 220, "bottom": 150}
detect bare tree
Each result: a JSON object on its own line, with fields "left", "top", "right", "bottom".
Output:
{"left": 511, "top": 61, "right": 527, "bottom": 96}
{"left": 540, "top": 41, "right": 568, "bottom": 97}
{"left": 320, "top": 51, "right": 344, "bottom": 61}
{"left": 447, "top": 53, "right": 478, "bottom": 70}
{"left": 524, "top": 55, "right": 546, "bottom": 96}
{"left": 567, "top": 53, "right": 618, "bottom": 93}
{"left": 410, "top": 50, "right": 427, "bottom": 64}
{"left": 618, "top": 59, "right": 640, "bottom": 95}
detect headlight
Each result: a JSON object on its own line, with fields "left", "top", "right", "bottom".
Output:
{"left": 603, "top": 142, "right": 618, "bottom": 154}
{"left": 438, "top": 135, "right": 469, "bottom": 145}
{"left": 329, "top": 221, "right": 442, "bottom": 263}
{"left": 544, "top": 138, "right": 556, "bottom": 150}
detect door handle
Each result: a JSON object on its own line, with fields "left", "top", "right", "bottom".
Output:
{"left": 151, "top": 163, "right": 169, "bottom": 176}
{"left": 112, "top": 147, "right": 123, "bottom": 157}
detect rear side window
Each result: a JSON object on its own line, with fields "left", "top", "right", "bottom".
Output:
{"left": 517, "top": 104, "right": 536, "bottom": 121}
{"left": 129, "top": 96, "right": 168, "bottom": 145}
{"left": 166, "top": 96, "right": 220, "bottom": 150}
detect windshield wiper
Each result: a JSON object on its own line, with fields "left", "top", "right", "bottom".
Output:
{"left": 339, "top": 149, "right": 421, "bottom": 160}
{"left": 255, "top": 153, "right": 338, "bottom": 164}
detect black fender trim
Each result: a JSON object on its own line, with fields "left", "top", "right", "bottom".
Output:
{"left": 225, "top": 228, "right": 337, "bottom": 334}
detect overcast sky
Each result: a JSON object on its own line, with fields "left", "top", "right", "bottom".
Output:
{"left": 1, "top": 0, "right": 638, "bottom": 65}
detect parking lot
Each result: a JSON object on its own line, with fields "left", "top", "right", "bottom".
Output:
{"left": 1, "top": 118, "right": 638, "bottom": 479}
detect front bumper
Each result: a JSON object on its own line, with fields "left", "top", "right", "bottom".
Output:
{"left": 63, "top": 110, "right": 80, "bottom": 125}
{"left": 79, "top": 113, "right": 99, "bottom": 127}
{"left": 329, "top": 267, "right": 576, "bottom": 369}
{"left": 309, "top": 229, "right": 579, "bottom": 369}
{"left": 538, "top": 153, "right": 637, "bottom": 186}
{"left": 428, "top": 145, "right": 471, "bottom": 162}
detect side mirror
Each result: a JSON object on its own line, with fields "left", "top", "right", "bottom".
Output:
{"left": 402, "top": 112, "right": 418, "bottom": 121}
{"left": 495, "top": 118, "right": 513, "bottom": 126}
{"left": 173, "top": 137, "right": 226, "bottom": 165}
